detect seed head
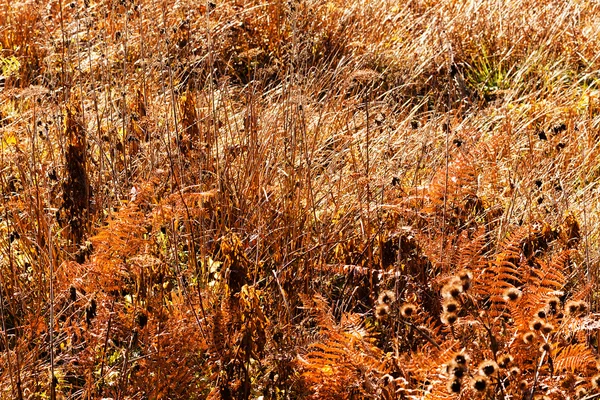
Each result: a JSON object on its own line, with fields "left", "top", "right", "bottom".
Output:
{"left": 523, "top": 332, "right": 536, "bottom": 344}
{"left": 479, "top": 360, "right": 499, "bottom": 376}
{"left": 378, "top": 290, "right": 396, "bottom": 305}
{"left": 592, "top": 374, "right": 600, "bottom": 389}
{"left": 458, "top": 270, "right": 472, "bottom": 291}
{"left": 442, "top": 280, "right": 463, "bottom": 299}
{"left": 503, "top": 287, "right": 522, "bottom": 302}
{"left": 400, "top": 303, "right": 416, "bottom": 318}
{"left": 472, "top": 376, "right": 488, "bottom": 391}
{"left": 446, "top": 362, "right": 465, "bottom": 378}
{"left": 454, "top": 353, "right": 468, "bottom": 365}
{"left": 529, "top": 319, "right": 544, "bottom": 331}
{"left": 566, "top": 300, "right": 580, "bottom": 316}
{"left": 575, "top": 387, "right": 588, "bottom": 398}
{"left": 519, "top": 380, "right": 528, "bottom": 390}
{"left": 536, "top": 308, "right": 547, "bottom": 319}
{"left": 441, "top": 312, "right": 458, "bottom": 325}
{"left": 498, "top": 354, "right": 513, "bottom": 368}
{"left": 547, "top": 296, "right": 560, "bottom": 310}
{"left": 443, "top": 299, "right": 459, "bottom": 314}
{"left": 447, "top": 379, "right": 461, "bottom": 393}
{"left": 541, "top": 323, "right": 554, "bottom": 334}
{"left": 539, "top": 342, "right": 552, "bottom": 353}
{"left": 375, "top": 304, "right": 389, "bottom": 320}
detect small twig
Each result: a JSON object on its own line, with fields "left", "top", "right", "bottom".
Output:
{"left": 528, "top": 350, "right": 547, "bottom": 400}
{"left": 399, "top": 319, "right": 441, "bottom": 350}
{"left": 48, "top": 223, "right": 56, "bottom": 400}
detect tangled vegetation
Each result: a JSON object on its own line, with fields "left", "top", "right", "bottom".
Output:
{"left": 2, "top": 0, "right": 600, "bottom": 398}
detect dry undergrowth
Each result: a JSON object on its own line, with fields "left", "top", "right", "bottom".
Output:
{"left": 1, "top": 0, "right": 600, "bottom": 399}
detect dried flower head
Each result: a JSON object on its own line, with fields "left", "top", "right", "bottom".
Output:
{"left": 446, "top": 362, "right": 465, "bottom": 378}
{"left": 441, "top": 312, "right": 458, "bottom": 325}
{"left": 547, "top": 296, "right": 560, "bottom": 310}
{"left": 503, "top": 287, "right": 522, "bottom": 302}
{"left": 578, "top": 300, "right": 589, "bottom": 314}
{"left": 443, "top": 299, "right": 460, "bottom": 314}
{"left": 541, "top": 323, "right": 554, "bottom": 335}
{"left": 442, "top": 280, "right": 463, "bottom": 299}
{"left": 479, "top": 360, "right": 499, "bottom": 376}
{"left": 472, "top": 376, "right": 488, "bottom": 391}
{"left": 447, "top": 379, "right": 461, "bottom": 393}
{"left": 400, "top": 303, "right": 416, "bottom": 318}
{"left": 454, "top": 353, "right": 468, "bottom": 365}
{"left": 498, "top": 354, "right": 513, "bottom": 368}
{"left": 523, "top": 332, "right": 536, "bottom": 344}
{"left": 566, "top": 300, "right": 580, "bottom": 316}
{"left": 536, "top": 308, "right": 547, "bottom": 319}
{"left": 378, "top": 290, "right": 396, "bottom": 305}
{"left": 458, "top": 270, "right": 472, "bottom": 290}
{"left": 529, "top": 319, "right": 544, "bottom": 331}
{"left": 375, "top": 304, "right": 390, "bottom": 320}
{"left": 510, "top": 367, "right": 521, "bottom": 376}
{"left": 575, "top": 387, "right": 588, "bottom": 398}
{"left": 592, "top": 374, "right": 600, "bottom": 389}
{"left": 539, "top": 342, "right": 552, "bottom": 353}
{"left": 519, "top": 380, "right": 528, "bottom": 390}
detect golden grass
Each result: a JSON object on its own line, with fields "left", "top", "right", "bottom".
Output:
{"left": 1, "top": 0, "right": 600, "bottom": 398}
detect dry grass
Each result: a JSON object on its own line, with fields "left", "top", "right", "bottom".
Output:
{"left": 1, "top": 0, "right": 600, "bottom": 398}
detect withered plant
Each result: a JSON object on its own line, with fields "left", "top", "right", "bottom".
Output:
{"left": 1, "top": 0, "right": 600, "bottom": 399}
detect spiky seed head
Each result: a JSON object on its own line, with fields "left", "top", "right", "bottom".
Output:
{"left": 375, "top": 304, "right": 390, "bottom": 320}
{"left": 453, "top": 366, "right": 465, "bottom": 379}
{"left": 547, "top": 296, "right": 560, "bottom": 310}
{"left": 442, "top": 281, "right": 463, "bottom": 299}
{"left": 523, "top": 332, "right": 536, "bottom": 344}
{"left": 529, "top": 319, "right": 543, "bottom": 331}
{"left": 441, "top": 312, "right": 458, "bottom": 325}
{"left": 479, "top": 360, "right": 499, "bottom": 376}
{"left": 503, "top": 287, "right": 522, "bottom": 302}
{"left": 592, "top": 374, "right": 600, "bottom": 389}
{"left": 448, "top": 379, "right": 461, "bottom": 393}
{"left": 575, "top": 387, "right": 588, "bottom": 398}
{"left": 510, "top": 367, "right": 521, "bottom": 376}
{"left": 566, "top": 300, "right": 580, "bottom": 316}
{"left": 400, "top": 303, "right": 416, "bottom": 318}
{"left": 458, "top": 269, "right": 472, "bottom": 282}
{"left": 446, "top": 362, "right": 465, "bottom": 378}
{"left": 536, "top": 309, "right": 547, "bottom": 319}
{"left": 541, "top": 323, "right": 554, "bottom": 334}
{"left": 458, "top": 270, "right": 472, "bottom": 290}
{"left": 454, "top": 353, "right": 468, "bottom": 365}
{"left": 498, "top": 354, "right": 513, "bottom": 368}
{"left": 472, "top": 376, "right": 488, "bottom": 391}
{"left": 539, "top": 342, "right": 552, "bottom": 353}
{"left": 443, "top": 299, "right": 459, "bottom": 314}
{"left": 519, "top": 380, "right": 528, "bottom": 390}
{"left": 378, "top": 290, "right": 396, "bottom": 305}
